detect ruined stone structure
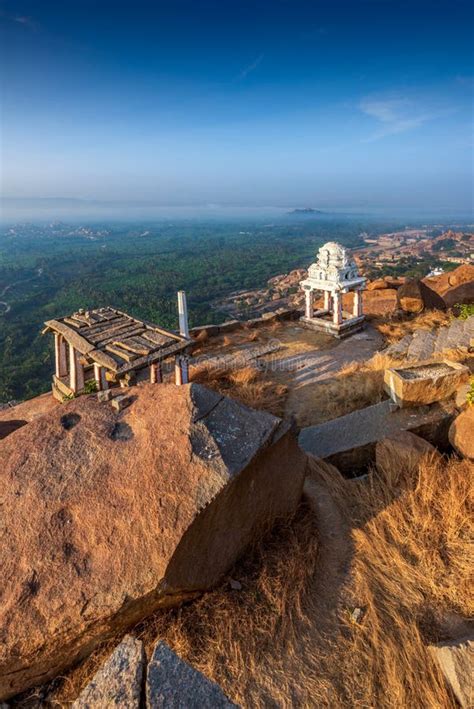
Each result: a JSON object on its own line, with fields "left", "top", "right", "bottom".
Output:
{"left": 300, "top": 242, "right": 366, "bottom": 337}
{"left": 43, "top": 296, "right": 192, "bottom": 400}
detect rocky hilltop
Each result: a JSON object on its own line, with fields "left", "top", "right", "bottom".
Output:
{"left": 0, "top": 262, "right": 473, "bottom": 707}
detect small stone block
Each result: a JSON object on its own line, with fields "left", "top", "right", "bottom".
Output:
{"left": 384, "top": 360, "right": 469, "bottom": 408}
{"left": 111, "top": 395, "right": 131, "bottom": 412}
{"left": 73, "top": 635, "right": 145, "bottom": 709}
{"left": 147, "top": 641, "right": 237, "bottom": 708}
{"left": 97, "top": 390, "right": 114, "bottom": 403}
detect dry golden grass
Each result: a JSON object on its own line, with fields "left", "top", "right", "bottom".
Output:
{"left": 336, "top": 455, "right": 474, "bottom": 708}
{"left": 291, "top": 369, "right": 385, "bottom": 428}
{"left": 191, "top": 364, "right": 288, "bottom": 418}
{"left": 376, "top": 310, "right": 451, "bottom": 343}
{"left": 290, "top": 352, "right": 402, "bottom": 428}
{"left": 51, "top": 454, "right": 473, "bottom": 708}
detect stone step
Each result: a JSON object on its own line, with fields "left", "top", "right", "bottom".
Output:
{"left": 446, "top": 319, "right": 467, "bottom": 350}
{"left": 406, "top": 330, "right": 436, "bottom": 361}
{"left": 433, "top": 325, "right": 450, "bottom": 353}
{"left": 463, "top": 315, "right": 474, "bottom": 336}
{"left": 386, "top": 333, "right": 413, "bottom": 358}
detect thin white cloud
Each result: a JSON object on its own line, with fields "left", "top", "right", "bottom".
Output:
{"left": 237, "top": 53, "right": 264, "bottom": 80}
{"left": 359, "top": 97, "right": 433, "bottom": 141}
{"left": 0, "top": 11, "right": 38, "bottom": 30}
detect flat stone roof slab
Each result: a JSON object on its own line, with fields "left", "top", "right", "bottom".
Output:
{"left": 299, "top": 399, "right": 456, "bottom": 471}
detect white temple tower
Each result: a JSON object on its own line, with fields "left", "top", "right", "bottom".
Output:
{"left": 300, "top": 241, "right": 366, "bottom": 338}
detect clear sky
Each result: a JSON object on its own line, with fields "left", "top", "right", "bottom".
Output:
{"left": 0, "top": 0, "right": 473, "bottom": 211}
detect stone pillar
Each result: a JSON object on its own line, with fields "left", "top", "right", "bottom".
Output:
{"left": 69, "top": 344, "right": 85, "bottom": 393}
{"left": 333, "top": 292, "right": 343, "bottom": 326}
{"left": 175, "top": 356, "right": 189, "bottom": 386}
{"left": 323, "top": 290, "right": 331, "bottom": 312}
{"left": 353, "top": 289, "right": 363, "bottom": 318}
{"left": 150, "top": 362, "right": 163, "bottom": 384}
{"left": 94, "top": 363, "right": 108, "bottom": 391}
{"left": 304, "top": 289, "right": 314, "bottom": 319}
{"left": 177, "top": 291, "right": 190, "bottom": 338}
{"left": 54, "top": 333, "right": 68, "bottom": 378}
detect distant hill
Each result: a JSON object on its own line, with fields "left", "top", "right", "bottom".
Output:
{"left": 288, "top": 207, "right": 324, "bottom": 215}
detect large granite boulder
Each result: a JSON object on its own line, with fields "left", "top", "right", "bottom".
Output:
{"left": 397, "top": 279, "right": 446, "bottom": 313}
{"left": 424, "top": 264, "right": 474, "bottom": 296}
{"left": 384, "top": 276, "right": 405, "bottom": 289}
{"left": 375, "top": 431, "right": 441, "bottom": 483}
{"left": 147, "top": 641, "right": 236, "bottom": 708}
{"left": 366, "top": 278, "right": 387, "bottom": 291}
{"left": 449, "top": 408, "right": 474, "bottom": 460}
{"left": 429, "top": 634, "right": 473, "bottom": 708}
{"left": 443, "top": 281, "right": 474, "bottom": 310}
{"left": 0, "top": 383, "right": 306, "bottom": 700}
{"left": 73, "top": 635, "right": 145, "bottom": 708}
{"left": 362, "top": 288, "right": 398, "bottom": 316}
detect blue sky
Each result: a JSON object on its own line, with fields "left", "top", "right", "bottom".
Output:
{"left": 0, "top": 0, "right": 473, "bottom": 210}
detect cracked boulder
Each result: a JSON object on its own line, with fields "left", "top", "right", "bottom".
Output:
{"left": 0, "top": 383, "right": 306, "bottom": 700}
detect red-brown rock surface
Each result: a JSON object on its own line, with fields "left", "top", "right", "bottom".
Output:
{"left": 449, "top": 408, "right": 474, "bottom": 460}
{"left": 0, "top": 383, "right": 306, "bottom": 700}
{"left": 424, "top": 264, "right": 474, "bottom": 296}
{"left": 442, "top": 281, "right": 474, "bottom": 309}
{"left": 0, "top": 393, "right": 58, "bottom": 440}
{"left": 397, "top": 279, "right": 446, "bottom": 313}
{"left": 366, "top": 278, "right": 387, "bottom": 291}
{"left": 362, "top": 288, "right": 398, "bottom": 315}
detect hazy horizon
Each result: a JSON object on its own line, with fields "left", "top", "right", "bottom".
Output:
{"left": 1, "top": 0, "right": 473, "bottom": 213}
{"left": 1, "top": 196, "right": 473, "bottom": 225}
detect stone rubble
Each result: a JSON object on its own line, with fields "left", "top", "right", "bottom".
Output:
{"left": 385, "top": 315, "right": 474, "bottom": 361}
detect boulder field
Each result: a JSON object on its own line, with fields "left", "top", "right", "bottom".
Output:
{"left": 0, "top": 383, "right": 306, "bottom": 700}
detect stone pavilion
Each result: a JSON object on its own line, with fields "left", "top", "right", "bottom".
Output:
{"left": 43, "top": 294, "right": 192, "bottom": 401}
{"left": 300, "top": 242, "right": 366, "bottom": 338}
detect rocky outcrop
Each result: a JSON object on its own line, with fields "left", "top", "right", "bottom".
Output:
{"left": 449, "top": 408, "right": 474, "bottom": 460}
{"left": 397, "top": 279, "right": 446, "bottom": 313}
{"left": 429, "top": 634, "right": 473, "bottom": 709}
{"left": 375, "top": 432, "right": 440, "bottom": 482}
{"left": 147, "top": 641, "right": 236, "bottom": 708}
{"left": 0, "top": 383, "right": 306, "bottom": 700}
{"left": 73, "top": 635, "right": 145, "bottom": 708}
{"left": 443, "top": 281, "right": 474, "bottom": 310}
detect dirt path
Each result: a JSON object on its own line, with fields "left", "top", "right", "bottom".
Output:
{"left": 303, "top": 476, "right": 353, "bottom": 631}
